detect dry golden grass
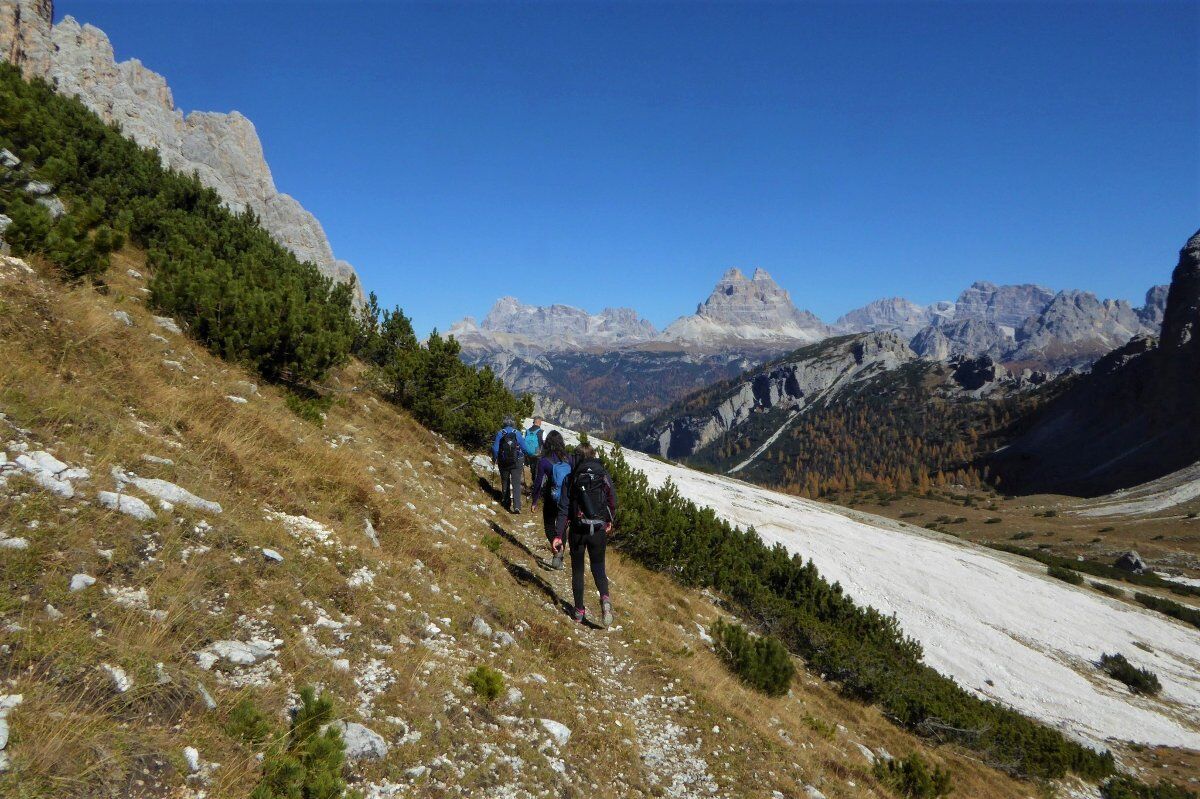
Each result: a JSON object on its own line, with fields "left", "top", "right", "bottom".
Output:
{"left": 0, "top": 252, "right": 1075, "bottom": 798}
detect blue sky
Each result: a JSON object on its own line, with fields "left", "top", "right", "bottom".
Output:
{"left": 61, "top": 1, "right": 1198, "bottom": 335}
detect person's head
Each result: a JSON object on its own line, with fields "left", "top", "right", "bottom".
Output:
{"left": 545, "top": 430, "right": 567, "bottom": 458}
{"left": 502, "top": 416, "right": 515, "bottom": 429}
{"left": 575, "top": 443, "right": 596, "bottom": 461}
{"left": 533, "top": 416, "right": 544, "bottom": 428}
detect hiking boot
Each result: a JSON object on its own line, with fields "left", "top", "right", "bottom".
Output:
{"left": 601, "top": 597, "right": 613, "bottom": 628}
{"left": 573, "top": 607, "right": 587, "bottom": 624}
{"left": 550, "top": 552, "right": 564, "bottom": 570}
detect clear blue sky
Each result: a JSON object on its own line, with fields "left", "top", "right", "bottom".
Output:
{"left": 61, "top": 1, "right": 1198, "bottom": 335}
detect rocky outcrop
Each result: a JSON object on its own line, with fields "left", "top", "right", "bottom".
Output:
{"left": 660, "top": 268, "right": 829, "bottom": 346}
{"left": 912, "top": 318, "right": 1010, "bottom": 361}
{"left": 835, "top": 297, "right": 953, "bottom": 337}
{"left": 953, "top": 281, "right": 1057, "bottom": 328}
{"left": 1007, "top": 290, "right": 1148, "bottom": 369}
{"left": 990, "top": 230, "right": 1200, "bottom": 496}
{"left": 635, "top": 332, "right": 917, "bottom": 460}
{"left": 0, "top": 2, "right": 362, "bottom": 295}
{"left": 1138, "top": 285, "right": 1170, "bottom": 329}
{"left": 448, "top": 296, "right": 656, "bottom": 353}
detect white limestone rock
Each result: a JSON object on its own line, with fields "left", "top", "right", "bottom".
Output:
{"left": 97, "top": 490, "right": 155, "bottom": 521}
{"left": 69, "top": 573, "right": 96, "bottom": 592}
{"left": 329, "top": 721, "right": 389, "bottom": 761}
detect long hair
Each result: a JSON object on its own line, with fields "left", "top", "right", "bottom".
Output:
{"left": 574, "top": 443, "right": 596, "bottom": 461}
{"left": 545, "top": 430, "right": 568, "bottom": 460}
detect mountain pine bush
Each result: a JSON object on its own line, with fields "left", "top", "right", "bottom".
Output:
{"left": 1101, "top": 775, "right": 1197, "bottom": 799}
{"left": 874, "top": 753, "right": 953, "bottom": 798}
{"left": 711, "top": 618, "right": 794, "bottom": 696}
{"left": 1047, "top": 565, "right": 1084, "bottom": 585}
{"left": 353, "top": 292, "right": 532, "bottom": 447}
{"left": 1133, "top": 592, "right": 1200, "bottom": 631}
{"left": 0, "top": 64, "right": 356, "bottom": 383}
{"left": 602, "top": 445, "right": 1115, "bottom": 780}
{"left": 1098, "top": 653, "right": 1161, "bottom": 696}
{"left": 467, "top": 665, "right": 505, "bottom": 702}
{"left": 250, "top": 687, "right": 356, "bottom": 799}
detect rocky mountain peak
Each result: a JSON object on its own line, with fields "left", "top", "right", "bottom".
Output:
{"left": 954, "top": 281, "right": 1056, "bottom": 328}
{"left": 0, "top": 2, "right": 363, "bottom": 298}
{"left": 1160, "top": 229, "right": 1200, "bottom": 352}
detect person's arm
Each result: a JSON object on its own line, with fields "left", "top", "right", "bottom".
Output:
{"left": 491, "top": 429, "right": 503, "bottom": 462}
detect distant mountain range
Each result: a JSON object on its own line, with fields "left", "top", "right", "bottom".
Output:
{"left": 450, "top": 266, "right": 1165, "bottom": 430}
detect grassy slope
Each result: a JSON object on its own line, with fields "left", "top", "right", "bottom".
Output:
{"left": 0, "top": 250, "right": 1049, "bottom": 798}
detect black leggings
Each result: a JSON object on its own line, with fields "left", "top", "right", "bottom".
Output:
{"left": 541, "top": 498, "right": 559, "bottom": 547}
{"left": 569, "top": 526, "right": 609, "bottom": 610}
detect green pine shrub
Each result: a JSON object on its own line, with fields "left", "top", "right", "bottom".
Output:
{"left": 1099, "top": 653, "right": 1161, "bottom": 696}
{"left": 249, "top": 687, "right": 356, "bottom": 799}
{"left": 874, "top": 753, "right": 953, "bottom": 798}
{"left": 987, "top": 544, "right": 1200, "bottom": 598}
{"left": 601, "top": 445, "right": 1115, "bottom": 780}
{"left": 481, "top": 533, "right": 502, "bottom": 554}
{"left": 1101, "top": 775, "right": 1197, "bottom": 799}
{"left": 226, "top": 697, "right": 275, "bottom": 748}
{"left": 710, "top": 618, "right": 794, "bottom": 696}
{"left": 1090, "top": 581, "right": 1125, "bottom": 598}
{"left": 467, "top": 665, "right": 504, "bottom": 702}
{"left": 352, "top": 293, "right": 532, "bottom": 447}
{"left": 1047, "top": 565, "right": 1084, "bottom": 585}
{"left": 0, "top": 64, "right": 356, "bottom": 383}
{"left": 285, "top": 390, "right": 333, "bottom": 427}
{"left": 1133, "top": 592, "right": 1200, "bottom": 631}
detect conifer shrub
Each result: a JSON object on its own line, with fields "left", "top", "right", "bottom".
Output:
{"left": 481, "top": 533, "right": 502, "bottom": 554}
{"left": 226, "top": 697, "right": 275, "bottom": 748}
{"left": 1047, "top": 565, "right": 1084, "bottom": 585}
{"left": 285, "top": 391, "right": 333, "bottom": 427}
{"left": 1091, "top": 581, "right": 1125, "bottom": 598}
{"left": 249, "top": 687, "right": 355, "bottom": 799}
{"left": 1098, "top": 654, "right": 1161, "bottom": 696}
{"left": 352, "top": 293, "right": 532, "bottom": 447}
{"left": 467, "top": 665, "right": 504, "bottom": 702}
{"left": 1133, "top": 593, "right": 1200, "bottom": 632}
{"left": 710, "top": 618, "right": 794, "bottom": 696}
{"left": 0, "top": 65, "right": 356, "bottom": 383}
{"left": 874, "top": 753, "right": 953, "bottom": 798}
{"left": 1101, "top": 775, "right": 1197, "bottom": 799}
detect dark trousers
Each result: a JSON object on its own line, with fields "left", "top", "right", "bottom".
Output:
{"left": 500, "top": 464, "right": 523, "bottom": 512}
{"left": 541, "top": 498, "right": 559, "bottom": 547}
{"left": 525, "top": 455, "right": 539, "bottom": 493}
{"left": 569, "top": 525, "right": 609, "bottom": 610}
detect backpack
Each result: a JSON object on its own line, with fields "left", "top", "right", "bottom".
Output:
{"left": 497, "top": 430, "right": 522, "bottom": 468}
{"left": 524, "top": 429, "right": 541, "bottom": 457}
{"left": 571, "top": 458, "right": 610, "bottom": 522}
{"left": 549, "top": 458, "right": 572, "bottom": 504}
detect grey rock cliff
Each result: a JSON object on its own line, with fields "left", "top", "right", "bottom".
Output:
{"left": 0, "top": 2, "right": 362, "bottom": 296}
{"left": 661, "top": 268, "right": 829, "bottom": 345}
{"left": 953, "top": 281, "right": 1056, "bottom": 328}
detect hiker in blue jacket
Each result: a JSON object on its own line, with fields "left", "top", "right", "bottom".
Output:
{"left": 530, "top": 430, "right": 572, "bottom": 570}
{"left": 523, "top": 417, "right": 546, "bottom": 493}
{"left": 492, "top": 416, "right": 526, "bottom": 513}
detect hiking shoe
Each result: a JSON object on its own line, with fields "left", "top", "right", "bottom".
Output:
{"left": 573, "top": 607, "right": 587, "bottom": 624}
{"left": 550, "top": 552, "right": 564, "bottom": 570}
{"left": 601, "top": 597, "right": 613, "bottom": 628}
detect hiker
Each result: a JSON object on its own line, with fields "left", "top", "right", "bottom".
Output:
{"left": 492, "top": 416, "right": 525, "bottom": 513}
{"left": 553, "top": 443, "right": 616, "bottom": 627}
{"left": 530, "top": 429, "right": 573, "bottom": 570}
{"left": 523, "top": 417, "right": 545, "bottom": 492}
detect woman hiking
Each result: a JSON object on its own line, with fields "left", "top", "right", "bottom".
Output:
{"left": 552, "top": 443, "right": 616, "bottom": 627}
{"left": 530, "top": 430, "right": 572, "bottom": 571}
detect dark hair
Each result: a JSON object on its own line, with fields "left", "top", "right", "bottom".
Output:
{"left": 545, "top": 430, "right": 568, "bottom": 459}
{"left": 575, "top": 443, "right": 596, "bottom": 460}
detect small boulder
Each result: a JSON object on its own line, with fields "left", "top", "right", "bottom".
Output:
{"left": 492, "top": 630, "right": 515, "bottom": 648}
{"left": 69, "top": 573, "right": 96, "bottom": 592}
{"left": 98, "top": 491, "right": 155, "bottom": 521}
{"left": 24, "top": 181, "right": 52, "bottom": 196}
{"left": 0, "top": 149, "right": 19, "bottom": 169}
{"left": 539, "top": 718, "right": 571, "bottom": 748}
{"left": 329, "top": 721, "right": 389, "bottom": 761}
{"left": 100, "top": 663, "right": 132, "bottom": 693}
{"left": 183, "top": 746, "right": 201, "bottom": 774}
{"left": 111, "top": 310, "right": 133, "bottom": 327}
{"left": 261, "top": 548, "right": 284, "bottom": 563}
{"left": 153, "top": 315, "right": 183, "bottom": 335}
{"left": 1114, "top": 551, "right": 1147, "bottom": 574}
{"left": 35, "top": 196, "right": 65, "bottom": 220}
{"left": 469, "top": 616, "right": 492, "bottom": 638}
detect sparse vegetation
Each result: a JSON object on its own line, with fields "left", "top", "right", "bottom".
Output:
{"left": 1090, "top": 581, "right": 1125, "bottom": 598}
{"left": 988, "top": 544, "right": 1200, "bottom": 598}
{"left": 482, "top": 533, "right": 502, "bottom": 554}
{"left": 710, "top": 618, "right": 794, "bottom": 696}
{"left": 1101, "top": 775, "right": 1197, "bottom": 798}
{"left": 874, "top": 752, "right": 953, "bottom": 798}
{"left": 251, "top": 687, "right": 355, "bottom": 799}
{"left": 1098, "top": 654, "right": 1161, "bottom": 696}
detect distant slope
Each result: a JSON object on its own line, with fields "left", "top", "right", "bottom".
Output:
{"left": 557, "top": 424, "right": 1200, "bottom": 752}
{"left": 990, "top": 229, "right": 1200, "bottom": 496}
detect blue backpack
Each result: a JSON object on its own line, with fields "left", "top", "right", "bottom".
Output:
{"left": 549, "top": 459, "right": 572, "bottom": 503}
{"left": 524, "top": 429, "right": 541, "bottom": 456}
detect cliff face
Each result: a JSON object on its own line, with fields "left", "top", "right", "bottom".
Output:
{"left": 0, "top": 1, "right": 361, "bottom": 295}
{"left": 989, "top": 230, "right": 1200, "bottom": 496}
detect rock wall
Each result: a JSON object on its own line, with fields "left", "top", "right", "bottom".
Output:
{"left": 0, "top": 1, "right": 362, "bottom": 296}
